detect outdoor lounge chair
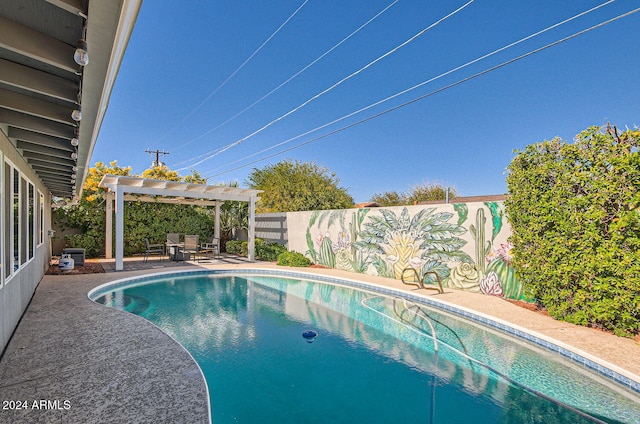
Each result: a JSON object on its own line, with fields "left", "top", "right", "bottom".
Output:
{"left": 144, "top": 238, "right": 165, "bottom": 263}
{"left": 200, "top": 236, "right": 220, "bottom": 259}
{"left": 180, "top": 234, "right": 200, "bottom": 261}
{"left": 166, "top": 233, "right": 180, "bottom": 245}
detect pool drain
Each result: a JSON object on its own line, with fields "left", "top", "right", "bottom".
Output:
{"left": 302, "top": 330, "right": 318, "bottom": 343}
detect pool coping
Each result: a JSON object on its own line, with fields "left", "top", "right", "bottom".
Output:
{"left": 88, "top": 267, "right": 640, "bottom": 396}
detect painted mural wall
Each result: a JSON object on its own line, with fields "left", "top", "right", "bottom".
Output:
{"left": 284, "top": 201, "right": 523, "bottom": 300}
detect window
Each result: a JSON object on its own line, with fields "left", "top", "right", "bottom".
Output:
{"left": 13, "top": 170, "right": 19, "bottom": 271}
{"left": 3, "top": 162, "right": 36, "bottom": 280}
{"left": 20, "top": 177, "right": 28, "bottom": 266}
{"left": 3, "top": 163, "right": 10, "bottom": 279}
{"left": 0, "top": 159, "right": 2, "bottom": 289}
{"left": 38, "top": 191, "right": 44, "bottom": 246}
{"left": 28, "top": 183, "right": 34, "bottom": 260}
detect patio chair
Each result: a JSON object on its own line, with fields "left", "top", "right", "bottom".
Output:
{"left": 166, "top": 233, "right": 180, "bottom": 245}
{"left": 144, "top": 238, "right": 165, "bottom": 263}
{"left": 200, "top": 236, "right": 220, "bottom": 259}
{"left": 181, "top": 234, "right": 200, "bottom": 261}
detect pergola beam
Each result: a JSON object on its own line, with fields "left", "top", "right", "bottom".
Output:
{"left": 123, "top": 194, "right": 221, "bottom": 207}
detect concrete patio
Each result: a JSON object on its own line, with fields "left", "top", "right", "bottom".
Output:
{"left": 0, "top": 258, "right": 638, "bottom": 423}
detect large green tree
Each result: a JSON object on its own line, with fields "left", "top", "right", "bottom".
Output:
{"left": 246, "top": 160, "right": 353, "bottom": 212}
{"left": 506, "top": 124, "right": 640, "bottom": 337}
{"left": 370, "top": 182, "right": 455, "bottom": 206}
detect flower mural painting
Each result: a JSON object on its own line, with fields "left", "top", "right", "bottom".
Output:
{"left": 332, "top": 231, "right": 353, "bottom": 271}
{"left": 303, "top": 202, "right": 524, "bottom": 300}
{"left": 353, "top": 207, "right": 472, "bottom": 283}
{"left": 306, "top": 209, "right": 369, "bottom": 272}
{"left": 483, "top": 242, "right": 522, "bottom": 299}
{"left": 448, "top": 262, "right": 481, "bottom": 292}
{"left": 480, "top": 271, "right": 504, "bottom": 296}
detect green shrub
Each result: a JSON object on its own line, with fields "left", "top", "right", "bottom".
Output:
{"left": 506, "top": 125, "right": 640, "bottom": 337}
{"left": 64, "top": 233, "right": 102, "bottom": 258}
{"left": 225, "top": 240, "right": 247, "bottom": 256}
{"left": 226, "top": 239, "right": 286, "bottom": 261}
{"left": 277, "top": 251, "right": 311, "bottom": 267}
{"left": 256, "top": 242, "right": 287, "bottom": 261}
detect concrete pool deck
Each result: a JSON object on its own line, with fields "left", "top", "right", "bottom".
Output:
{"left": 0, "top": 258, "right": 638, "bottom": 423}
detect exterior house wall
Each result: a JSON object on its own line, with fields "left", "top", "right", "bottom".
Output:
{"left": 0, "top": 129, "right": 52, "bottom": 353}
{"left": 281, "top": 201, "right": 522, "bottom": 300}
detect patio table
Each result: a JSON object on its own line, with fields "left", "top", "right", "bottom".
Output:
{"left": 166, "top": 243, "right": 189, "bottom": 261}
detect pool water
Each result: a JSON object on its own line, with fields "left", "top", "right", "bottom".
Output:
{"left": 92, "top": 272, "right": 640, "bottom": 423}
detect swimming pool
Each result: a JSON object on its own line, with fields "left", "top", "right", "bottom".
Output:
{"left": 89, "top": 269, "right": 640, "bottom": 423}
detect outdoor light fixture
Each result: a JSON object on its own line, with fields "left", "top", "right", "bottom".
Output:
{"left": 74, "top": 39, "right": 89, "bottom": 66}
{"left": 71, "top": 151, "right": 78, "bottom": 160}
{"left": 71, "top": 106, "right": 82, "bottom": 122}
{"left": 72, "top": 166, "right": 78, "bottom": 172}
{"left": 70, "top": 137, "right": 79, "bottom": 147}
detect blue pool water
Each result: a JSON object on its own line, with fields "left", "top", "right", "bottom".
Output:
{"left": 91, "top": 271, "right": 640, "bottom": 423}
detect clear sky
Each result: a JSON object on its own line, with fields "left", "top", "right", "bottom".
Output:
{"left": 92, "top": 0, "right": 640, "bottom": 202}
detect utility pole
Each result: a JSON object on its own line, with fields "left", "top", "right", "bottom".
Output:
{"left": 145, "top": 149, "right": 169, "bottom": 167}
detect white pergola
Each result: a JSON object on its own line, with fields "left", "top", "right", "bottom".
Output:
{"left": 99, "top": 175, "right": 262, "bottom": 271}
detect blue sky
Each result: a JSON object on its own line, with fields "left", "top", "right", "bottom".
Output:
{"left": 92, "top": 0, "right": 640, "bottom": 202}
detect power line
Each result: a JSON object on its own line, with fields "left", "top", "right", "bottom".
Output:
{"left": 171, "top": 0, "right": 401, "bottom": 153}
{"left": 156, "top": 0, "right": 310, "bottom": 144}
{"left": 205, "top": 6, "right": 640, "bottom": 180}
{"left": 202, "top": 0, "right": 616, "bottom": 175}
{"left": 178, "top": 0, "right": 476, "bottom": 170}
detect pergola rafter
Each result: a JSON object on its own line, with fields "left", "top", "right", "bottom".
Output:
{"left": 99, "top": 175, "right": 262, "bottom": 270}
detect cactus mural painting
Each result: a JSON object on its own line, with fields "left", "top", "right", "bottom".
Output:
{"left": 299, "top": 201, "right": 523, "bottom": 300}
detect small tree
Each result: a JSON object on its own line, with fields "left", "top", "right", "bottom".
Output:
{"left": 370, "top": 190, "right": 405, "bottom": 206}
{"left": 408, "top": 182, "right": 455, "bottom": 204}
{"left": 141, "top": 165, "right": 181, "bottom": 181}
{"left": 184, "top": 169, "right": 207, "bottom": 184}
{"left": 83, "top": 160, "right": 132, "bottom": 201}
{"left": 370, "top": 182, "right": 454, "bottom": 206}
{"left": 246, "top": 159, "right": 353, "bottom": 212}
{"left": 54, "top": 161, "right": 132, "bottom": 256}
{"left": 506, "top": 124, "right": 640, "bottom": 337}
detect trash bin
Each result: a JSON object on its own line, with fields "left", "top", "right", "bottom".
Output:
{"left": 62, "top": 248, "right": 85, "bottom": 266}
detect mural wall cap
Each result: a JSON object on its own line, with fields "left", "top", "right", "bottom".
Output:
{"left": 417, "top": 194, "right": 507, "bottom": 205}
{"left": 354, "top": 201, "right": 380, "bottom": 208}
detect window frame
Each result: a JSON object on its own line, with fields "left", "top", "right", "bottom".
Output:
{"left": 3, "top": 160, "right": 38, "bottom": 282}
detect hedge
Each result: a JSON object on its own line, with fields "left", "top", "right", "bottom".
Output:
{"left": 505, "top": 125, "right": 640, "bottom": 337}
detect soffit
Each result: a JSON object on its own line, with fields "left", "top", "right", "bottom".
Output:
{"left": 0, "top": 0, "right": 142, "bottom": 198}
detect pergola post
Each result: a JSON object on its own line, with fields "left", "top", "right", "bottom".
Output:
{"left": 214, "top": 202, "right": 221, "bottom": 240}
{"left": 115, "top": 185, "right": 124, "bottom": 271}
{"left": 248, "top": 196, "right": 256, "bottom": 261}
{"left": 105, "top": 192, "right": 113, "bottom": 259}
